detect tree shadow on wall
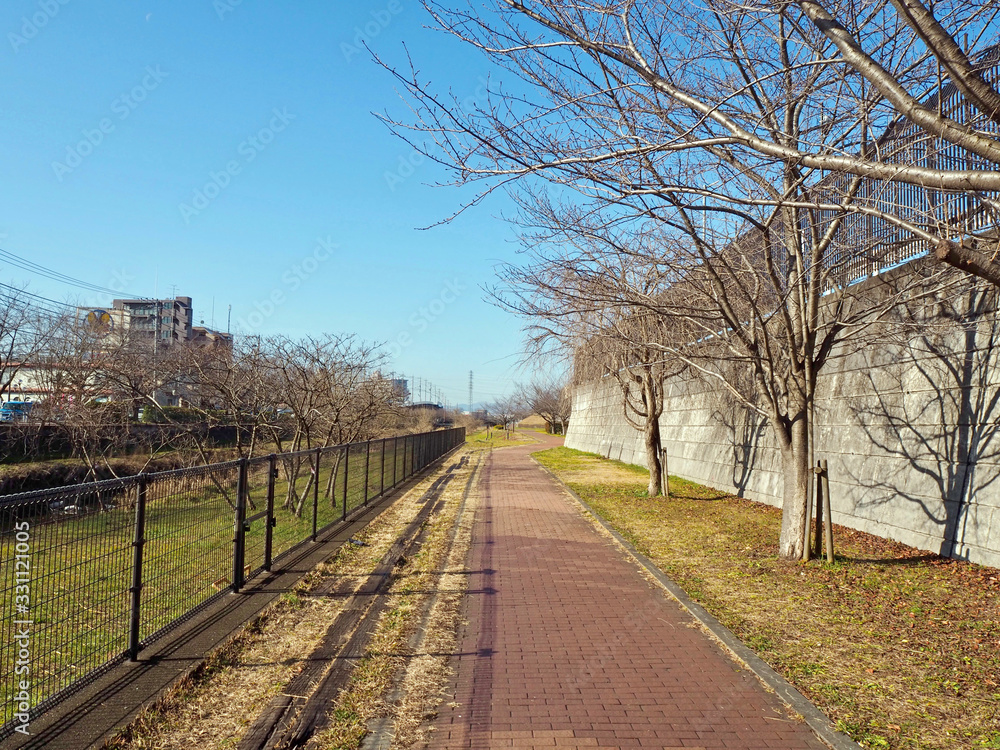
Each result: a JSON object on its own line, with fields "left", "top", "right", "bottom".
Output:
{"left": 846, "top": 284, "right": 1000, "bottom": 559}
{"left": 711, "top": 403, "right": 766, "bottom": 498}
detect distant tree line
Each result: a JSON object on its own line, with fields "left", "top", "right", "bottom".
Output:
{"left": 0, "top": 296, "right": 410, "bottom": 482}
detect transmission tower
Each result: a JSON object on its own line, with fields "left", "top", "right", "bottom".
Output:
{"left": 468, "top": 371, "right": 473, "bottom": 413}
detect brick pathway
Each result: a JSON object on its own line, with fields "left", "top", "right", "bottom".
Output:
{"left": 427, "top": 434, "right": 829, "bottom": 750}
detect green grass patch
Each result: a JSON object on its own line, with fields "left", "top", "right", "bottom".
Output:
{"left": 535, "top": 445, "right": 639, "bottom": 474}
{"left": 0, "top": 441, "right": 413, "bottom": 727}
{"left": 465, "top": 428, "right": 535, "bottom": 448}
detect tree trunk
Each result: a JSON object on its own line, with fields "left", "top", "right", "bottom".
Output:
{"left": 777, "top": 415, "right": 810, "bottom": 559}
{"left": 643, "top": 381, "right": 663, "bottom": 497}
{"left": 293, "top": 471, "right": 314, "bottom": 517}
{"left": 325, "top": 451, "right": 342, "bottom": 504}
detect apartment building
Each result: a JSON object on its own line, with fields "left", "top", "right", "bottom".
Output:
{"left": 112, "top": 296, "right": 194, "bottom": 347}
{"left": 191, "top": 325, "right": 234, "bottom": 348}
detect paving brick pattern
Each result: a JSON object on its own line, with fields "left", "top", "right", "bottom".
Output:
{"left": 427, "top": 436, "right": 828, "bottom": 749}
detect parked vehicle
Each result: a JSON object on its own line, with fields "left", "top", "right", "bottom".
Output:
{"left": 0, "top": 400, "right": 33, "bottom": 423}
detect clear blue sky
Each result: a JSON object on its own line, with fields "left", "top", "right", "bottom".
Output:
{"left": 0, "top": 0, "right": 536, "bottom": 407}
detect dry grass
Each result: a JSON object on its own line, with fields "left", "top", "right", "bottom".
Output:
{"left": 534, "top": 446, "right": 1000, "bottom": 750}
{"left": 388, "top": 455, "right": 482, "bottom": 749}
{"left": 310, "top": 451, "right": 481, "bottom": 749}
{"left": 103, "top": 458, "right": 473, "bottom": 750}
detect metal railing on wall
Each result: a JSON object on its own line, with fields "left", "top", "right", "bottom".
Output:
{"left": 0, "top": 426, "right": 465, "bottom": 733}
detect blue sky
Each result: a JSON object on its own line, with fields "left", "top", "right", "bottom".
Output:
{"left": 0, "top": 1, "right": 537, "bottom": 407}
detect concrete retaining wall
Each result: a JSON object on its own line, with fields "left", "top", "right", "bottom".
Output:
{"left": 566, "top": 320, "right": 1000, "bottom": 569}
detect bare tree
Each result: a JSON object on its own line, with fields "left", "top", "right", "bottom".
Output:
{"left": 31, "top": 315, "right": 139, "bottom": 479}
{"left": 792, "top": 0, "right": 1000, "bottom": 283}
{"left": 0, "top": 287, "right": 56, "bottom": 402}
{"left": 601, "top": 316, "right": 680, "bottom": 499}
{"left": 487, "top": 394, "right": 528, "bottom": 439}
{"left": 267, "top": 334, "right": 396, "bottom": 515}
{"left": 382, "top": 1, "right": 1000, "bottom": 275}
{"left": 382, "top": 0, "right": 984, "bottom": 557}
{"left": 180, "top": 335, "right": 284, "bottom": 459}
{"left": 495, "top": 222, "right": 689, "bottom": 497}
{"left": 521, "top": 378, "right": 571, "bottom": 435}
{"left": 497, "top": 185, "right": 954, "bottom": 554}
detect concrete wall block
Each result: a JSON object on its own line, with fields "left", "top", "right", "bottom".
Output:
{"left": 565, "top": 353, "right": 1000, "bottom": 566}
{"left": 954, "top": 502, "right": 994, "bottom": 553}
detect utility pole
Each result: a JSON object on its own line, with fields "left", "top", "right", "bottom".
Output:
{"left": 152, "top": 299, "right": 161, "bottom": 407}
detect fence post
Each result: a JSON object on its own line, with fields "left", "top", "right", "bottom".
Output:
{"left": 380, "top": 438, "right": 386, "bottom": 497}
{"left": 342, "top": 445, "right": 350, "bottom": 521}
{"left": 363, "top": 440, "right": 371, "bottom": 506}
{"left": 312, "top": 448, "right": 320, "bottom": 542}
{"left": 233, "top": 457, "right": 248, "bottom": 593}
{"left": 128, "top": 475, "right": 148, "bottom": 661}
{"left": 392, "top": 437, "right": 398, "bottom": 487}
{"left": 264, "top": 453, "right": 277, "bottom": 571}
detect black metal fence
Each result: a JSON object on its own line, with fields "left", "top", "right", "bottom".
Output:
{"left": 0, "top": 427, "right": 465, "bottom": 732}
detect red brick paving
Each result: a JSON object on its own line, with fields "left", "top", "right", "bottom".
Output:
{"left": 427, "top": 434, "right": 828, "bottom": 749}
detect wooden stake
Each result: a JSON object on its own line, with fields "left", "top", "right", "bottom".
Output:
{"left": 822, "top": 459, "right": 834, "bottom": 563}
{"left": 660, "top": 447, "right": 670, "bottom": 499}
{"left": 813, "top": 461, "right": 824, "bottom": 560}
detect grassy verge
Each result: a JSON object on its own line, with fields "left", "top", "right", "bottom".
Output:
{"left": 465, "top": 428, "right": 536, "bottom": 448}
{"left": 534, "top": 446, "right": 1000, "bottom": 750}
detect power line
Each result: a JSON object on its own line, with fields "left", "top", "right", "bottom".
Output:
{"left": 0, "top": 282, "right": 78, "bottom": 316}
{"left": 0, "top": 247, "right": 145, "bottom": 299}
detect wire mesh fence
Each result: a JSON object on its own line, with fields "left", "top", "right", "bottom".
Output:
{"left": 0, "top": 426, "right": 465, "bottom": 734}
